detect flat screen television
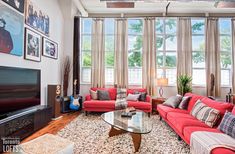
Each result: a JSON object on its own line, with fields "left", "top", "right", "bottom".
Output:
{"left": 0, "top": 66, "right": 41, "bottom": 118}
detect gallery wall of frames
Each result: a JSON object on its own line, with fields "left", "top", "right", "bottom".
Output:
{"left": 0, "top": 0, "right": 58, "bottom": 62}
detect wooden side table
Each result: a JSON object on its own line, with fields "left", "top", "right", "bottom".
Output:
{"left": 152, "top": 97, "right": 166, "bottom": 114}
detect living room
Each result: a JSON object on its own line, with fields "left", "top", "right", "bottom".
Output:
{"left": 0, "top": 0, "right": 235, "bottom": 153}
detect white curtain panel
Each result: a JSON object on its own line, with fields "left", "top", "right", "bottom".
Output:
{"left": 142, "top": 17, "right": 156, "bottom": 96}
{"left": 114, "top": 18, "right": 129, "bottom": 88}
{"left": 205, "top": 18, "right": 221, "bottom": 97}
{"left": 91, "top": 18, "right": 105, "bottom": 88}
{"left": 232, "top": 18, "right": 235, "bottom": 93}
{"left": 177, "top": 17, "right": 192, "bottom": 77}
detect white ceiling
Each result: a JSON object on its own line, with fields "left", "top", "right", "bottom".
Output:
{"left": 80, "top": 0, "right": 235, "bottom": 14}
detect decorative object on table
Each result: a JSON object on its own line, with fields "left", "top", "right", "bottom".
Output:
{"left": 0, "top": 1, "right": 24, "bottom": 56}
{"left": 152, "top": 97, "right": 166, "bottom": 114}
{"left": 209, "top": 73, "right": 215, "bottom": 96}
{"left": 226, "top": 88, "right": 232, "bottom": 103}
{"left": 62, "top": 56, "right": 71, "bottom": 96}
{"left": 25, "top": 0, "right": 50, "bottom": 36}
{"left": 2, "top": 0, "right": 25, "bottom": 13}
{"left": 157, "top": 77, "right": 168, "bottom": 97}
{"left": 24, "top": 28, "right": 41, "bottom": 62}
{"left": 42, "top": 37, "right": 58, "bottom": 59}
{"left": 69, "top": 79, "right": 80, "bottom": 111}
{"left": 177, "top": 74, "right": 192, "bottom": 96}
{"left": 121, "top": 107, "right": 136, "bottom": 117}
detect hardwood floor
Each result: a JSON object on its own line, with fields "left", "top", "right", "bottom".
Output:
{"left": 22, "top": 111, "right": 80, "bottom": 143}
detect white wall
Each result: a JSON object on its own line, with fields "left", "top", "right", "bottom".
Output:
{"left": 0, "top": 0, "right": 64, "bottom": 105}
{"left": 58, "top": 0, "right": 78, "bottom": 96}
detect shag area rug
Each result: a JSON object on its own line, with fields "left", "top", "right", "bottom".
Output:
{"left": 57, "top": 113, "right": 190, "bottom": 154}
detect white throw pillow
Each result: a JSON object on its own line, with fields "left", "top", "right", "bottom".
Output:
{"left": 126, "top": 93, "right": 140, "bottom": 101}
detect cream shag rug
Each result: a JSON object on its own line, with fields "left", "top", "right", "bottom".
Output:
{"left": 57, "top": 113, "right": 190, "bottom": 154}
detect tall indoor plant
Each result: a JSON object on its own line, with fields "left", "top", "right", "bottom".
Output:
{"left": 177, "top": 75, "right": 192, "bottom": 96}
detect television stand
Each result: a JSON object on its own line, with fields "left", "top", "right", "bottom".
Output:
{"left": 0, "top": 105, "right": 52, "bottom": 153}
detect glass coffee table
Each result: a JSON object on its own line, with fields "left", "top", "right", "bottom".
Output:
{"left": 101, "top": 110, "right": 152, "bottom": 152}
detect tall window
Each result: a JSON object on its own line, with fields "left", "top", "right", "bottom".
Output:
{"left": 191, "top": 19, "right": 206, "bottom": 85}
{"left": 105, "top": 19, "right": 115, "bottom": 84}
{"left": 219, "top": 19, "right": 232, "bottom": 86}
{"left": 81, "top": 18, "right": 92, "bottom": 83}
{"left": 156, "top": 18, "right": 177, "bottom": 85}
{"left": 128, "top": 19, "right": 143, "bottom": 85}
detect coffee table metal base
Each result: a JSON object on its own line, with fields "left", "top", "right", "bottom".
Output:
{"left": 109, "top": 126, "right": 141, "bottom": 152}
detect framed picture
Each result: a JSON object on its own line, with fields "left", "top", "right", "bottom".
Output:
{"left": 24, "top": 28, "right": 41, "bottom": 62}
{"left": 42, "top": 37, "right": 58, "bottom": 59}
{"left": 2, "top": 0, "right": 25, "bottom": 13}
{"left": 0, "top": 1, "right": 24, "bottom": 56}
{"left": 25, "top": 0, "right": 49, "bottom": 36}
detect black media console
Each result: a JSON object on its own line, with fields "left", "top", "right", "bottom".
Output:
{"left": 0, "top": 105, "right": 52, "bottom": 152}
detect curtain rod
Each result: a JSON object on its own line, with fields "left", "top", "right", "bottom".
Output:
{"left": 85, "top": 13, "right": 235, "bottom": 18}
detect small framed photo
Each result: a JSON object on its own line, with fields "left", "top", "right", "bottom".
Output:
{"left": 42, "top": 37, "right": 58, "bottom": 59}
{"left": 2, "top": 0, "right": 25, "bottom": 13}
{"left": 24, "top": 28, "right": 41, "bottom": 62}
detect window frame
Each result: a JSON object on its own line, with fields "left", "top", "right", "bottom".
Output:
{"left": 219, "top": 18, "right": 232, "bottom": 87}
{"left": 104, "top": 19, "right": 115, "bottom": 85}
{"left": 128, "top": 18, "right": 143, "bottom": 85}
{"left": 80, "top": 18, "right": 92, "bottom": 84}
{"left": 156, "top": 17, "right": 177, "bottom": 86}
{"left": 191, "top": 18, "right": 206, "bottom": 86}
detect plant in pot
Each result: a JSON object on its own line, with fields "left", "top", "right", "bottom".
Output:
{"left": 177, "top": 75, "right": 192, "bottom": 96}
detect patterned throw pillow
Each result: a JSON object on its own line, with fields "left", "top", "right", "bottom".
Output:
{"left": 116, "top": 88, "right": 127, "bottom": 100}
{"left": 218, "top": 111, "right": 235, "bottom": 139}
{"left": 191, "top": 100, "right": 220, "bottom": 127}
{"left": 97, "top": 90, "right": 110, "bottom": 100}
{"left": 178, "top": 96, "right": 191, "bottom": 110}
{"left": 90, "top": 90, "right": 98, "bottom": 100}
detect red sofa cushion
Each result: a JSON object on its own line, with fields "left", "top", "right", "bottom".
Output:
{"left": 168, "top": 117, "right": 210, "bottom": 134}
{"left": 167, "top": 112, "right": 195, "bottom": 121}
{"left": 183, "top": 126, "right": 221, "bottom": 144}
{"left": 127, "top": 101, "right": 151, "bottom": 110}
{"left": 157, "top": 104, "right": 189, "bottom": 119}
{"left": 232, "top": 107, "right": 235, "bottom": 115}
{"left": 83, "top": 100, "right": 115, "bottom": 109}
{"left": 201, "top": 97, "right": 234, "bottom": 115}
{"left": 185, "top": 93, "right": 205, "bottom": 112}
{"left": 91, "top": 88, "right": 117, "bottom": 100}
{"left": 127, "top": 88, "right": 147, "bottom": 95}
{"left": 211, "top": 148, "right": 235, "bottom": 154}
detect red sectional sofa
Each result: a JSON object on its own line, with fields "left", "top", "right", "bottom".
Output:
{"left": 83, "top": 88, "right": 152, "bottom": 115}
{"left": 157, "top": 93, "right": 235, "bottom": 154}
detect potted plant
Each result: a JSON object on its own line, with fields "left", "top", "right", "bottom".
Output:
{"left": 177, "top": 75, "right": 192, "bottom": 96}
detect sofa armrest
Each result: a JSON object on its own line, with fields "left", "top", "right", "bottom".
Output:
{"left": 146, "top": 95, "right": 151, "bottom": 103}
{"left": 85, "top": 95, "right": 91, "bottom": 101}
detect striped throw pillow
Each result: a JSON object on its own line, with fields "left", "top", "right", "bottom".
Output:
{"left": 218, "top": 111, "right": 235, "bottom": 139}
{"left": 191, "top": 100, "right": 220, "bottom": 127}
